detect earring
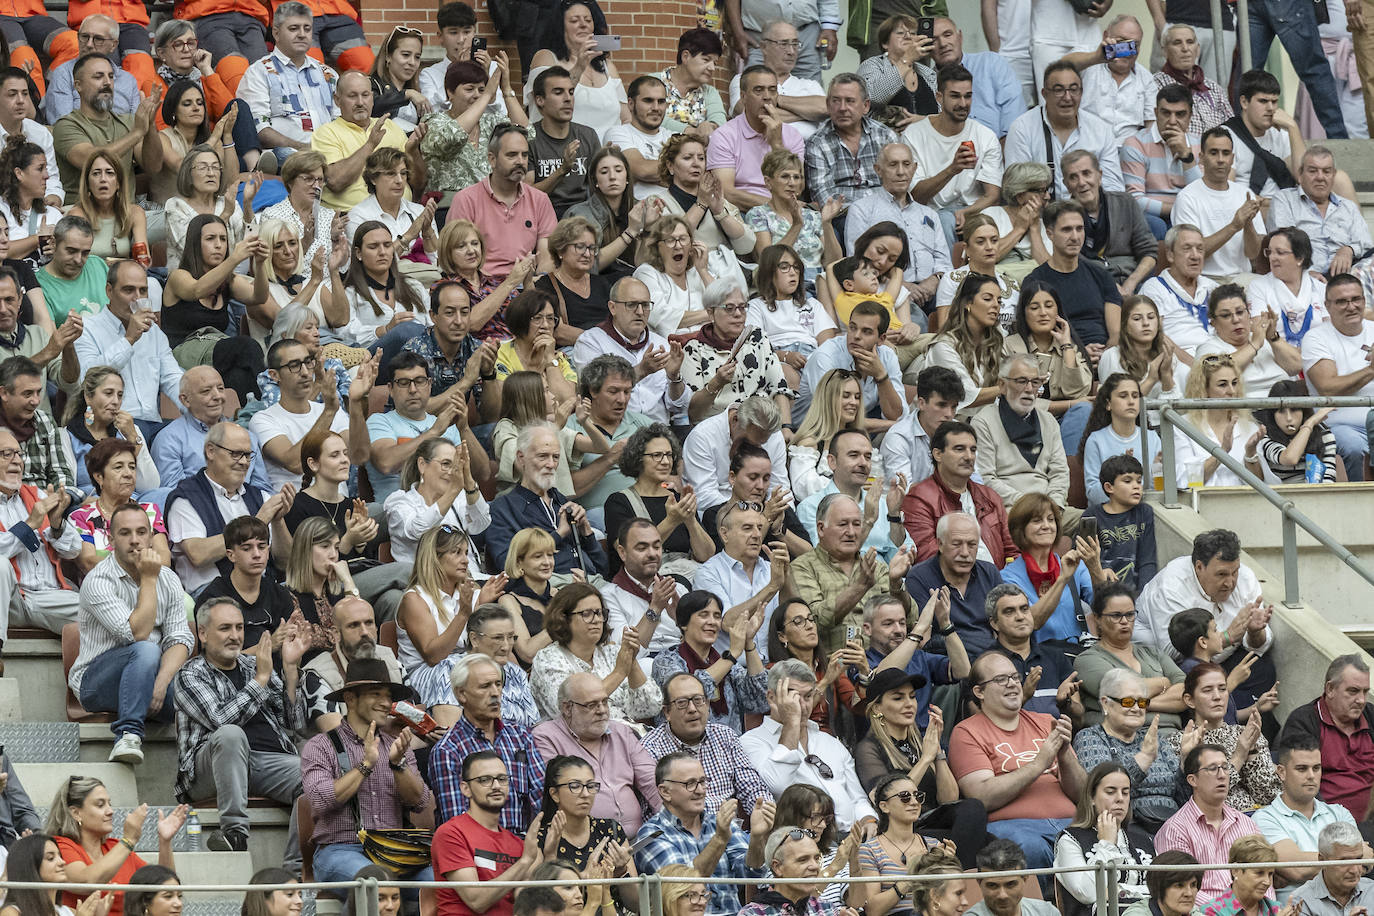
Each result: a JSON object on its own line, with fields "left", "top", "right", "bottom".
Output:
{"left": 84, "top": 406, "right": 93, "bottom": 426}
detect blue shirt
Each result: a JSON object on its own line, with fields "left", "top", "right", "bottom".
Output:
{"left": 797, "top": 336, "right": 904, "bottom": 420}
{"left": 844, "top": 190, "right": 952, "bottom": 284}
{"left": 904, "top": 555, "right": 1001, "bottom": 657}
{"left": 1251, "top": 796, "right": 1356, "bottom": 902}
{"left": 796, "top": 480, "right": 903, "bottom": 561}
{"left": 866, "top": 645, "right": 952, "bottom": 729}
{"left": 150, "top": 412, "right": 273, "bottom": 496}
{"left": 428, "top": 714, "right": 545, "bottom": 832}
{"left": 43, "top": 57, "right": 139, "bottom": 124}
{"left": 364, "top": 410, "right": 463, "bottom": 504}
{"left": 1001, "top": 554, "right": 1094, "bottom": 644}
{"left": 73, "top": 307, "right": 183, "bottom": 424}
{"left": 963, "top": 51, "right": 1026, "bottom": 138}
{"left": 634, "top": 806, "right": 763, "bottom": 916}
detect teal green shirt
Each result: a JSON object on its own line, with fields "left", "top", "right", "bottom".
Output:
{"left": 37, "top": 257, "right": 108, "bottom": 325}
{"left": 567, "top": 409, "right": 653, "bottom": 510}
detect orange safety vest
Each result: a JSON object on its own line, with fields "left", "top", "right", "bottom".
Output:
{"left": 271, "top": 0, "right": 358, "bottom": 20}
{"left": 173, "top": 0, "right": 271, "bottom": 29}
{"left": 0, "top": 485, "right": 72, "bottom": 591}
{"left": 0, "top": 0, "right": 50, "bottom": 18}
{"left": 66, "top": 0, "right": 149, "bottom": 29}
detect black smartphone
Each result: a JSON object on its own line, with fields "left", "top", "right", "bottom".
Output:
{"left": 916, "top": 16, "right": 935, "bottom": 39}
{"left": 471, "top": 36, "right": 487, "bottom": 55}
{"left": 1079, "top": 516, "right": 1099, "bottom": 541}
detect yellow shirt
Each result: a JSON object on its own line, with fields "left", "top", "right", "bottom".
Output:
{"left": 311, "top": 116, "right": 410, "bottom": 212}
{"left": 834, "top": 290, "right": 901, "bottom": 330}
{"left": 493, "top": 339, "right": 578, "bottom": 383}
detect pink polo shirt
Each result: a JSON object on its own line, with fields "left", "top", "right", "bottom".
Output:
{"left": 448, "top": 178, "right": 556, "bottom": 279}
{"left": 706, "top": 114, "right": 804, "bottom": 198}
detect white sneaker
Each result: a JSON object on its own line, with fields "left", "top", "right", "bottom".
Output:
{"left": 109, "top": 734, "right": 144, "bottom": 765}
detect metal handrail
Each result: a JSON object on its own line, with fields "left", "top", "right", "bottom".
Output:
{"left": 1140, "top": 395, "right": 1374, "bottom": 605}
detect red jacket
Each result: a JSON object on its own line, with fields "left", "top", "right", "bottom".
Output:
{"left": 903, "top": 472, "right": 1017, "bottom": 570}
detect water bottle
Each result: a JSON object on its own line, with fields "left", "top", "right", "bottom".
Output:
{"left": 186, "top": 811, "right": 201, "bottom": 851}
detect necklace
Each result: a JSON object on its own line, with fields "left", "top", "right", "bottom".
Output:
{"left": 885, "top": 832, "right": 921, "bottom": 866}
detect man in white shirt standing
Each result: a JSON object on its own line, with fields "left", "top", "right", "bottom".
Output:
{"left": 602, "top": 77, "right": 674, "bottom": 200}
{"left": 903, "top": 64, "right": 1003, "bottom": 250}
{"left": 727, "top": 21, "right": 825, "bottom": 141}
{"left": 1028, "top": 0, "right": 1104, "bottom": 103}
{"left": 1069, "top": 16, "right": 1155, "bottom": 143}
{"left": 1004, "top": 61, "right": 1124, "bottom": 199}
{"left": 572, "top": 277, "right": 687, "bottom": 425}
{"left": 1172, "top": 127, "right": 1265, "bottom": 284}
{"left": 1301, "top": 274, "right": 1374, "bottom": 481}
{"left": 1138, "top": 224, "right": 1218, "bottom": 356}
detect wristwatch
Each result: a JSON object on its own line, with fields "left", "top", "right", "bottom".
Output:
{"left": 389, "top": 759, "right": 407, "bottom": 772}
{"left": 721, "top": 649, "right": 738, "bottom": 664}
{"left": 886, "top": 513, "right": 903, "bottom": 523}
{"left": 645, "top": 609, "right": 661, "bottom": 623}
{"left": 939, "top": 623, "right": 956, "bottom": 636}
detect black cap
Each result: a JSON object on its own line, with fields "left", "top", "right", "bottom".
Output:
{"left": 866, "top": 667, "right": 928, "bottom": 701}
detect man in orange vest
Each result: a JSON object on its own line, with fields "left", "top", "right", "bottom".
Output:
{"left": 64, "top": 2, "right": 153, "bottom": 90}
{"left": 272, "top": 0, "right": 374, "bottom": 73}
{"left": 0, "top": 427, "right": 81, "bottom": 674}
{"left": 0, "top": 1, "right": 79, "bottom": 95}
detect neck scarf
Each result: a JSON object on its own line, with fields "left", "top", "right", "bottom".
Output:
{"left": 283, "top": 274, "right": 307, "bottom": 296}
{"left": 1023, "top": 549, "right": 1062, "bottom": 596}
{"left": 611, "top": 568, "right": 652, "bottom": 601}
{"left": 1164, "top": 273, "right": 1210, "bottom": 330}
{"left": 676, "top": 640, "right": 728, "bottom": 716}
{"left": 1163, "top": 62, "right": 1208, "bottom": 93}
{"left": 597, "top": 317, "right": 649, "bottom": 353}
{"left": 157, "top": 62, "right": 200, "bottom": 87}
{"left": 693, "top": 321, "right": 738, "bottom": 352}
{"left": 507, "top": 577, "right": 552, "bottom": 605}
{"left": 998, "top": 396, "right": 1043, "bottom": 468}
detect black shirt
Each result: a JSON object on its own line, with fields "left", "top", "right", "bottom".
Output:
{"left": 534, "top": 271, "right": 612, "bottom": 331}
{"left": 603, "top": 489, "right": 694, "bottom": 576}
{"left": 529, "top": 119, "right": 603, "bottom": 216}
{"left": 200, "top": 574, "right": 296, "bottom": 652}
{"left": 224, "top": 663, "right": 284, "bottom": 753}
{"left": 1025, "top": 258, "right": 1121, "bottom": 346}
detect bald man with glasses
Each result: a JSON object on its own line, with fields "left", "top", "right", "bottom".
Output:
{"left": 571, "top": 277, "right": 687, "bottom": 424}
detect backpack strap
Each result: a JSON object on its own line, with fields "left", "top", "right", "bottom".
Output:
{"left": 327, "top": 727, "right": 364, "bottom": 832}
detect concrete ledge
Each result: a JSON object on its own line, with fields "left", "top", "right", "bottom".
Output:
{"left": 15, "top": 761, "right": 139, "bottom": 811}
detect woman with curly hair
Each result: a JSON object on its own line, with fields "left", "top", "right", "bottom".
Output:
{"left": 603, "top": 422, "right": 713, "bottom": 578}
{"left": 922, "top": 272, "right": 1005, "bottom": 411}
{"left": 0, "top": 134, "right": 60, "bottom": 265}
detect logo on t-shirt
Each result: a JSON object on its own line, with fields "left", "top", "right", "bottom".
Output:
{"left": 993, "top": 738, "right": 1058, "bottom": 776}
{"left": 474, "top": 847, "right": 521, "bottom": 871}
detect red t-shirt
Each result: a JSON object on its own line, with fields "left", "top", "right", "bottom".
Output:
{"left": 432, "top": 812, "right": 525, "bottom": 916}
{"left": 948, "top": 708, "right": 1077, "bottom": 822}
{"left": 55, "top": 835, "right": 147, "bottom": 916}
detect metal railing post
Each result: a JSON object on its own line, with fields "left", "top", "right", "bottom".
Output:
{"left": 640, "top": 871, "right": 660, "bottom": 916}
{"left": 1282, "top": 514, "right": 1301, "bottom": 606}
{"left": 1139, "top": 402, "right": 1153, "bottom": 491}
{"left": 1236, "top": 0, "right": 1252, "bottom": 72}
{"left": 1107, "top": 864, "right": 1121, "bottom": 916}
{"left": 1207, "top": 0, "right": 1228, "bottom": 83}
{"left": 1160, "top": 410, "right": 1179, "bottom": 507}
{"left": 1095, "top": 861, "right": 1108, "bottom": 916}
{"left": 364, "top": 876, "right": 379, "bottom": 916}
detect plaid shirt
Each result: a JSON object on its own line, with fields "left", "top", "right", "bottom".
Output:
{"left": 739, "top": 893, "right": 841, "bottom": 916}
{"left": 640, "top": 723, "right": 772, "bottom": 820}
{"left": 1121, "top": 125, "right": 1203, "bottom": 218}
{"left": 2, "top": 409, "right": 74, "bottom": 493}
{"left": 173, "top": 654, "right": 305, "bottom": 802}
{"left": 429, "top": 714, "right": 544, "bottom": 831}
{"left": 803, "top": 117, "right": 897, "bottom": 210}
{"left": 633, "top": 806, "right": 764, "bottom": 916}
{"left": 401, "top": 328, "right": 481, "bottom": 401}
{"left": 301, "top": 718, "right": 430, "bottom": 847}
{"left": 1151, "top": 71, "right": 1233, "bottom": 135}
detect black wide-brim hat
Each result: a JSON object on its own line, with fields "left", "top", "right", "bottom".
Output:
{"left": 325, "top": 657, "right": 420, "bottom": 703}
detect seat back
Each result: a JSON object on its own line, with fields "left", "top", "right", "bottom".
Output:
{"left": 61, "top": 623, "right": 112, "bottom": 723}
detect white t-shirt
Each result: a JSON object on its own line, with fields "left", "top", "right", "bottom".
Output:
{"left": 602, "top": 122, "right": 673, "bottom": 200}
{"left": 1245, "top": 271, "right": 1328, "bottom": 341}
{"left": 1138, "top": 271, "right": 1218, "bottom": 355}
{"left": 935, "top": 267, "right": 1017, "bottom": 333}
{"left": 902, "top": 117, "right": 1003, "bottom": 211}
{"left": 1172, "top": 179, "right": 1265, "bottom": 278}
{"left": 1301, "top": 319, "right": 1374, "bottom": 427}
{"left": 1225, "top": 124, "right": 1291, "bottom": 198}
{"left": 249, "top": 401, "right": 351, "bottom": 491}
{"left": 745, "top": 295, "right": 837, "bottom": 349}
{"left": 727, "top": 73, "right": 825, "bottom": 142}
{"left": 1030, "top": 0, "right": 1100, "bottom": 49}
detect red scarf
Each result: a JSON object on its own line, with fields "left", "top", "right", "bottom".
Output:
{"left": 1163, "top": 62, "right": 1209, "bottom": 93}
{"left": 692, "top": 322, "right": 739, "bottom": 352}
{"left": 597, "top": 317, "right": 650, "bottom": 353}
{"left": 1023, "top": 550, "right": 1062, "bottom": 596}
{"left": 612, "top": 569, "right": 680, "bottom": 618}
{"left": 676, "top": 640, "right": 728, "bottom": 716}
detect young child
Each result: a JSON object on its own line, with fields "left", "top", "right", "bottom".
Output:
{"left": 1167, "top": 608, "right": 1245, "bottom": 725}
{"left": 747, "top": 243, "right": 839, "bottom": 389}
{"left": 1256, "top": 379, "right": 1339, "bottom": 483}
{"left": 1084, "top": 454, "right": 1157, "bottom": 592}
{"left": 827, "top": 255, "right": 905, "bottom": 329}
{"left": 1081, "top": 373, "right": 1161, "bottom": 506}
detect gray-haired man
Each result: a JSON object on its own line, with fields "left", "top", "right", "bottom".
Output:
{"left": 1287, "top": 822, "right": 1374, "bottom": 916}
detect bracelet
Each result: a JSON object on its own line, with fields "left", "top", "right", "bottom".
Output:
{"left": 388, "top": 760, "right": 407, "bottom": 772}
{"left": 668, "top": 374, "right": 682, "bottom": 384}
{"left": 357, "top": 762, "right": 374, "bottom": 777}
{"left": 886, "top": 513, "right": 902, "bottom": 523}
{"left": 872, "top": 374, "right": 890, "bottom": 385}
{"left": 939, "top": 623, "right": 956, "bottom": 636}
{"left": 465, "top": 487, "right": 480, "bottom": 495}
{"left": 223, "top": 141, "right": 235, "bottom": 148}
{"left": 119, "top": 837, "right": 136, "bottom": 852}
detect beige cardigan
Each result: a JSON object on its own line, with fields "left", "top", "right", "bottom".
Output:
{"left": 970, "top": 400, "right": 1071, "bottom": 510}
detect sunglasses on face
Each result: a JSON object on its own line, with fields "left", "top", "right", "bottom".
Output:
{"left": 1106, "top": 695, "right": 1151, "bottom": 709}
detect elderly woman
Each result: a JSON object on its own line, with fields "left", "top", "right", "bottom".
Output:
{"left": 633, "top": 214, "right": 716, "bottom": 339}
{"left": 603, "top": 423, "right": 714, "bottom": 579}
{"left": 257, "top": 304, "right": 355, "bottom": 410}
{"left": 69, "top": 438, "right": 171, "bottom": 573}
{"left": 746, "top": 150, "right": 841, "bottom": 284}
{"left": 650, "top": 589, "right": 768, "bottom": 735}
{"left": 534, "top": 216, "right": 613, "bottom": 344}
{"left": 682, "top": 277, "right": 791, "bottom": 423}
{"left": 493, "top": 289, "right": 578, "bottom": 404}
{"left": 344, "top": 148, "right": 437, "bottom": 264}
{"left": 1246, "top": 227, "right": 1328, "bottom": 346}
{"left": 252, "top": 219, "right": 350, "bottom": 350}
{"left": 1001, "top": 492, "right": 1109, "bottom": 645}
{"left": 982, "top": 162, "right": 1054, "bottom": 281}
{"left": 1166, "top": 662, "right": 1282, "bottom": 812}
{"left": 657, "top": 28, "right": 726, "bottom": 133}
{"left": 163, "top": 142, "right": 250, "bottom": 272}
{"left": 1194, "top": 284, "right": 1302, "bottom": 402}
{"left": 147, "top": 19, "right": 261, "bottom": 170}
{"left": 1075, "top": 582, "right": 1186, "bottom": 721}
{"left": 437, "top": 218, "right": 532, "bottom": 342}
{"left": 529, "top": 582, "right": 661, "bottom": 723}
{"left": 654, "top": 133, "right": 755, "bottom": 256}
{"left": 857, "top": 17, "right": 939, "bottom": 114}
{"left": 422, "top": 57, "right": 530, "bottom": 194}
{"left": 933, "top": 213, "right": 1019, "bottom": 333}
{"left": 1053, "top": 762, "right": 1155, "bottom": 915}
{"left": 1071, "top": 667, "right": 1183, "bottom": 832}
{"left": 923, "top": 272, "right": 1005, "bottom": 411}
{"left": 258, "top": 151, "right": 336, "bottom": 283}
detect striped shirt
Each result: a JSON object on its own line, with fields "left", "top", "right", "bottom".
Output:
{"left": 1149, "top": 71, "right": 1234, "bottom": 135}
{"left": 1121, "top": 124, "right": 1203, "bottom": 217}
{"left": 71, "top": 555, "right": 194, "bottom": 694}
{"left": 1154, "top": 798, "right": 1260, "bottom": 903}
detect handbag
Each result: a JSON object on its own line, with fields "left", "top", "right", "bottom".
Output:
{"left": 327, "top": 728, "right": 434, "bottom": 877}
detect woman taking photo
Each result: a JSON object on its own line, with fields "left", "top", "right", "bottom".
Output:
{"left": 787, "top": 368, "right": 865, "bottom": 502}
{"left": 258, "top": 151, "right": 336, "bottom": 280}
{"left": 284, "top": 516, "right": 356, "bottom": 653}
{"left": 163, "top": 143, "right": 252, "bottom": 272}
{"left": 383, "top": 438, "right": 489, "bottom": 568}
{"left": 933, "top": 214, "right": 1018, "bottom": 333}
{"left": 492, "top": 289, "right": 579, "bottom": 403}
{"left": 252, "top": 220, "right": 350, "bottom": 350}
{"left": 1001, "top": 493, "right": 1109, "bottom": 645}
{"left": 682, "top": 278, "right": 790, "bottom": 423}
{"left": 1174, "top": 352, "right": 1263, "bottom": 488}
{"left": 767, "top": 598, "right": 866, "bottom": 735}
{"left": 1, "top": 833, "right": 113, "bottom": 916}
{"left": 527, "top": 0, "right": 629, "bottom": 137}
{"left": 152, "top": 80, "right": 236, "bottom": 205}
{"left": 68, "top": 152, "right": 150, "bottom": 265}
{"left": 529, "top": 582, "right": 661, "bottom": 722}
{"left": 123, "top": 865, "right": 182, "bottom": 916}
{"left": 70, "top": 438, "right": 171, "bottom": 573}
{"left": 924, "top": 272, "right": 1005, "bottom": 412}
{"left": 438, "top": 218, "right": 534, "bottom": 342}
{"left": 604, "top": 423, "right": 713, "bottom": 577}
{"left": 0, "top": 135, "right": 60, "bottom": 267}
{"left": 46, "top": 776, "right": 186, "bottom": 916}
{"left": 1054, "top": 762, "right": 1154, "bottom": 916}
{"left": 655, "top": 134, "right": 754, "bottom": 257}
{"left": 856, "top": 16, "right": 938, "bottom": 113}
{"left": 1071, "top": 668, "right": 1182, "bottom": 831}
{"left": 397, "top": 525, "right": 503, "bottom": 726}
{"left": 341, "top": 220, "right": 429, "bottom": 358}
{"left": 1246, "top": 228, "right": 1328, "bottom": 346}
{"left": 567, "top": 146, "right": 664, "bottom": 279}
{"left": 1004, "top": 279, "right": 1093, "bottom": 450}
{"left": 499, "top": 526, "right": 561, "bottom": 665}
{"left": 162, "top": 215, "right": 268, "bottom": 400}
{"left": 649, "top": 589, "right": 769, "bottom": 735}
{"left": 534, "top": 217, "right": 613, "bottom": 343}
{"left": 62, "top": 367, "right": 159, "bottom": 499}
{"left": 537, "top": 755, "right": 637, "bottom": 876}
{"left": 1098, "top": 295, "right": 1188, "bottom": 408}
{"left": 1166, "top": 662, "right": 1281, "bottom": 812}
{"left": 422, "top": 57, "right": 530, "bottom": 194}
{"left": 745, "top": 150, "right": 841, "bottom": 287}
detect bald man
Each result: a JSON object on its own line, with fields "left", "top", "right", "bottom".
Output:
{"left": 311, "top": 69, "right": 420, "bottom": 211}
{"left": 151, "top": 366, "right": 273, "bottom": 494}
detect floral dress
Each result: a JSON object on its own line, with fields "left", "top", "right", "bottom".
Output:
{"left": 744, "top": 204, "right": 824, "bottom": 279}
{"left": 70, "top": 502, "right": 166, "bottom": 563}
{"left": 681, "top": 327, "right": 791, "bottom": 419}
{"left": 528, "top": 641, "right": 661, "bottom": 722}
{"left": 420, "top": 109, "right": 505, "bottom": 192}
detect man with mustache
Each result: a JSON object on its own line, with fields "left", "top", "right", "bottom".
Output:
{"left": 173, "top": 597, "right": 308, "bottom": 856}
{"left": 300, "top": 594, "right": 404, "bottom": 734}
{"left": 450, "top": 123, "right": 556, "bottom": 280}
{"left": 51, "top": 53, "right": 162, "bottom": 206}
{"left": 429, "top": 653, "right": 545, "bottom": 831}
{"left": 532, "top": 671, "right": 661, "bottom": 837}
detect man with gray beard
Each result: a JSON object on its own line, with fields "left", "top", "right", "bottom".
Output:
{"left": 51, "top": 52, "right": 163, "bottom": 205}
{"left": 486, "top": 421, "right": 608, "bottom": 577}
{"left": 300, "top": 595, "right": 405, "bottom": 734}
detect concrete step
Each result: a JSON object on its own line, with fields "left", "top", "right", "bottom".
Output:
{"left": 16, "top": 760, "right": 138, "bottom": 812}
{"left": 173, "top": 850, "right": 256, "bottom": 899}
{"left": 0, "top": 679, "right": 21, "bottom": 721}
{"left": 5, "top": 636, "right": 69, "bottom": 724}
{"left": 77, "top": 724, "right": 178, "bottom": 808}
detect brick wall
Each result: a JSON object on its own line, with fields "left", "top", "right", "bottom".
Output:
{"left": 359, "top": 0, "right": 700, "bottom": 87}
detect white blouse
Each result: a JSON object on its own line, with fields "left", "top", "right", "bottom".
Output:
{"left": 634, "top": 262, "right": 706, "bottom": 339}
{"left": 788, "top": 444, "right": 832, "bottom": 503}
{"left": 381, "top": 484, "right": 491, "bottom": 576}
{"left": 528, "top": 641, "right": 662, "bottom": 723}
{"left": 745, "top": 295, "right": 837, "bottom": 349}
{"left": 342, "top": 278, "right": 431, "bottom": 348}
{"left": 397, "top": 585, "right": 458, "bottom": 674}
{"left": 1173, "top": 414, "right": 1263, "bottom": 487}
{"left": 525, "top": 67, "right": 626, "bottom": 139}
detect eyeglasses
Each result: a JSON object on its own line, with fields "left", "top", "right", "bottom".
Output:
{"left": 711, "top": 303, "right": 748, "bottom": 315}
{"left": 79, "top": 32, "right": 118, "bottom": 45}
{"left": 644, "top": 450, "right": 674, "bottom": 463}
{"left": 1196, "top": 763, "right": 1228, "bottom": 777}
{"left": 776, "top": 262, "right": 800, "bottom": 273}
{"left": 1005, "top": 376, "right": 1045, "bottom": 389}
{"left": 662, "top": 777, "right": 708, "bottom": 792}
{"left": 785, "top": 613, "right": 817, "bottom": 628}
{"left": 567, "top": 698, "right": 610, "bottom": 712}
{"left": 0, "top": 448, "right": 18, "bottom": 462}
{"left": 474, "top": 632, "right": 516, "bottom": 644}
{"left": 978, "top": 673, "right": 1022, "bottom": 689}
{"left": 556, "top": 780, "right": 602, "bottom": 794}
{"left": 569, "top": 242, "right": 600, "bottom": 254}
{"left": 571, "top": 607, "right": 606, "bottom": 622}
{"left": 207, "top": 442, "right": 256, "bottom": 464}
{"left": 682, "top": 892, "right": 709, "bottom": 905}
{"left": 1331, "top": 295, "right": 1365, "bottom": 308}
{"left": 882, "top": 789, "right": 926, "bottom": 805}
{"left": 391, "top": 376, "right": 430, "bottom": 390}
{"left": 1046, "top": 84, "right": 1082, "bottom": 96}
{"left": 1100, "top": 610, "right": 1136, "bottom": 623}
{"left": 167, "top": 38, "right": 199, "bottom": 51}
{"left": 612, "top": 299, "right": 652, "bottom": 312}
{"left": 668, "top": 695, "right": 708, "bottom": 710}
{"left": 191, "top": 164, "right": 222, "bottom": 175}
{"left": 663, "top": 235, "right": 692, "bottom": 248}
{"left": 272, "top": 357, "right": 314, "bottom": 375}
{"left": 762, "top": 38, "right": 801, "bottom": 47}
{"left": 804, "top": 755, "right": 834, "bottom": 779}
{"left": 889, "top": 28, "right": 916, "bottom": 39}
{"left": 1106, "top": 696, "right": 1151, "bottom": 709}
{"left": 466, "top": 773, "right": 511, "bottom": 786}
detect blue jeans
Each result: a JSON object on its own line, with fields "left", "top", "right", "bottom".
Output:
{"left": 1145, "top": 212, "right": 1169, "bottom": 241}
{"left": 314, "top": 842, "right": 433, "bottom": 898}
{"left": 78, "top": 641, "right": 177, "bottom": 738}
{"left": 1249, "top": 0, "right": 1348, "bottom": 138}
{"left": 1059, "top": 401, "right": 1092, "bottom": 457}
{"left": 986, "top": 817, "right": 1070, "bottom": 894}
